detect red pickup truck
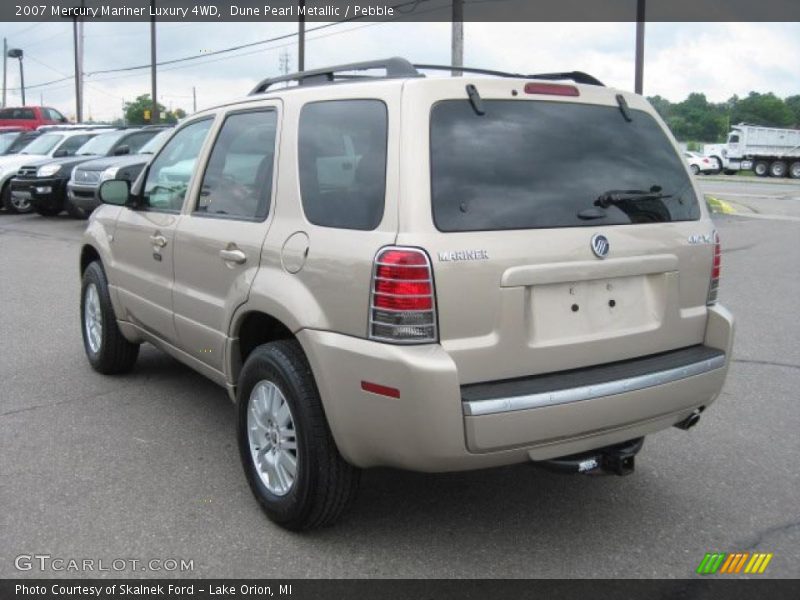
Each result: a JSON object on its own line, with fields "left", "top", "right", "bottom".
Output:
{"left": 0, "top": 106, "right": 69, "bottom": 130}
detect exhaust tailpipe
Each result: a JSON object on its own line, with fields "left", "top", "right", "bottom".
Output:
{"left": 674, "top": 409, "right": 703, "bottom": 431}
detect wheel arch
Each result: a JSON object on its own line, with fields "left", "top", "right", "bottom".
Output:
{"left": 80, "top": 244, "right": 102, "bottom": 275}
{"left": 227, "top": 307, "right": 301, "bottom": 395}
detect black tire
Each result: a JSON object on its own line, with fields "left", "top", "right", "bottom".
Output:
{"left": 709, "top": 156, "right": 723, "bottom": 174}
{"left": 2, "top": 184, "right": 33, "bottom": 214}
{"left": 690, "top": 164, "right": 700, "bottom": 175}
{"left": 723, "top": 169, "right": 737, "bottom": 176}
{"left": 1, "top": 182, "right": 9, "bottom": 212}
{"left": 33, "top": 203, "right": 63, "bottom": 217}
{"left": 80, "top": 261, "right": 140, "bottom": 374}
{"left": 790, "top": 161, "right": 800, "bottom": 179}
{"left": 65, "top": 198, "right": 90, "bottom": 219}
{"left": 769, "top": 161, "right": 787, "bottom": 178}
{"left": 753, "top": 161, "right": 769, "bottom": 177}
{"left": 237, "top": 340, "right": 360, "bottom": 530}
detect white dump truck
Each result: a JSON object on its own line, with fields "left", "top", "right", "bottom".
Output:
{"left": 724, "top": 123, "right": 800, "bottom": 178}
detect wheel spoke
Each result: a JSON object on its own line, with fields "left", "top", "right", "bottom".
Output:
{"left": 247, "top": 380, "right": 298, "bottom": 497}
{"left": 275, "top": 400, "right": 291, "bottom": 428}
{"left": 279, "top": 450, "right": 297, "bottom": 479}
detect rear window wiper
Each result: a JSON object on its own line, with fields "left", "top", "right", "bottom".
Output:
{"left": 595, "top": 187, "right": 672, "bottom": 209}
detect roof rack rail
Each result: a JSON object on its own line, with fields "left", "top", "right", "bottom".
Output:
{"left": 249, "top": 57, "right": 421, "bottom": 94}
{"left": 415, "top": 64, "right": 604, "bottom": 86}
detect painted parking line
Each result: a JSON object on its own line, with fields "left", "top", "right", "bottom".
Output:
{"left": 705, "top": 195, "right": 738, "bottom": 214}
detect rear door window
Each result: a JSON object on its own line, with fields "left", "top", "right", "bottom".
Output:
{"left": 195, "top": 110, "right": 277, "bottom": 221}
{"left": 121, "top": 131, "right": 157, "bottom": 154}
{"left": 58, "top": 134, "right": 94, "bottom": 156}
{"left": 298, "top": 100, "right": 387, "bottom": 230}
{"left": 430, "top": 100, "right": 700, "bottom": 231}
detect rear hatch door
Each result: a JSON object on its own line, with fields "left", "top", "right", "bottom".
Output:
{"left": 397, "top": 79, "right": 717, "bottom": 384}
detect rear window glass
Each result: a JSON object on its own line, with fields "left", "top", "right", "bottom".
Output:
{"left": 430, "top": 100, "right": 700, "bottom": 231}
{"left": 298, "top": 100, "right": 387, "bottom": 230}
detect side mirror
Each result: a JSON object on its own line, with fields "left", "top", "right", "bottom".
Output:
{"left": 113, "top": 145, "right": 130, "bottom": 156}
{"left": 99, "top": 179, "right": 130, "bottom": 206}
{"left": 60, "top": 117, "right": 68, "bottom": 123}
{"left": 52, "top": 148, "right": 68, "bottom": 157}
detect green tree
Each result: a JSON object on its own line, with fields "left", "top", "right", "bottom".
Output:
{"left": 124, "top": 94, "right": 186, "bottom": 125}
{"left": 730, "top": 92, "right": 793, "bottom": 127}
{"left": 784, "top": 95, "right": 800, "bottom": 127}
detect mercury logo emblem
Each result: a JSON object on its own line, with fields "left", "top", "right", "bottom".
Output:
{"left": 591, "top": 234, "right": 610, "bottom": 259}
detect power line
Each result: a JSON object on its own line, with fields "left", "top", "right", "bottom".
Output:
{"left": 8, "top": 0, "right": 448, "bottom": 92}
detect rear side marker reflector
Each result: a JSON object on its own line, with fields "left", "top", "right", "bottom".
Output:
{"left": 524, "top": 82, "right": 580, "bottom": 97}
{"left": 361, "top": 381, "right": 400, "bottom": 399}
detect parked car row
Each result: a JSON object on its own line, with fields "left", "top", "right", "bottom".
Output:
{"left": 0, "top": 125, "right": 171, "bottom": 218}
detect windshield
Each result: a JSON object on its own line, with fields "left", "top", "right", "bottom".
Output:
{"left": 430, "top": 100, "right": 700, "bottom": 231}
{"left": 76, "top": 131, "right": 127, "bottom": 156}
{"left": 0, "top": 133, "right": 18, "bottom": 153}
{"left": 138, "top": 129, "right": 171, "bottom": 154}
{"left": 21, "top": 133, "right": 63, "bottom": 155}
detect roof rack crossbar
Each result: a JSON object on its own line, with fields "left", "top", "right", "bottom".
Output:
{"left": 416, "top": 64, "right": 604, "bottom": 87}
{"left": 413, "top": 64, "right": 525, "bottom": 78}
{"left": 524, "top": 71, "right": 605, "bottom": 87}
{"left": 249, "top": 57, "right": 422, "bottom": 94}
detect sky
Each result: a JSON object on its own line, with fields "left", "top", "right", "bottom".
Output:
{"left": 1, "top": 20, "right": 798, "bottom": 121}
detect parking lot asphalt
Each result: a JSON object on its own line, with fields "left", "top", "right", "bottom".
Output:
{"left": 1, "top": 179, "right": 799, "bottom": 579}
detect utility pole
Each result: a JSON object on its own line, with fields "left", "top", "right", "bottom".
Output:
{"left": 2, "top": 38, "right": 7, "bottom": 108}
{"left": 451, "top": 0, "right": 463, "bottom": 76}
{"left": 192, "top": 86, "right": 196, "bottom": 113}
{"left": 298, "top": 0, "right": 305, "bottom": 72}
{"left": 72, "top": 15, "right": 83, "bottom": 122}
{"left": 634, "top": 0, "right": 645, "bottom": 95}
{"left": 150, "top": 0, "right": 158, "bottom": 123}
{"left": 8, "top": 49, "right": 24, "bottom": 105}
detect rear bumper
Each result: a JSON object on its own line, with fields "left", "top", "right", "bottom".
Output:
{"left": 299, "top": 304, "right": 734, "bottom": 472}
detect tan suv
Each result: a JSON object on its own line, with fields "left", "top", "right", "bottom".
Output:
{"left": 80, "top": 58, "right": 734, "bottom": 530}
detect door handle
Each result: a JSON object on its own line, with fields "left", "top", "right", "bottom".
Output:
{"left": 219, "top": 248, "right": 246, "bottom": 264}
{"left": 149, "top": 234, "right": 167, "bottom": 248}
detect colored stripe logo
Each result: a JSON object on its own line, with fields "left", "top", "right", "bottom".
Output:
{"left": 696, "top": 552, "right": 773, "bottom": 575}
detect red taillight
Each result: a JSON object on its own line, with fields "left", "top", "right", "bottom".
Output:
{"left": 707, "top": 231, "right": 721, "bottom": 305}
{"left": 370, "top": 247, "right": 437, "bottom": 343}
{"left": 524, "top": 82, "right": 580, "bottom": 96}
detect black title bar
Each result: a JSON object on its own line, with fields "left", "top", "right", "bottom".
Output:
{"left": 4, "top": 0, "right": 800, "bottom": 23}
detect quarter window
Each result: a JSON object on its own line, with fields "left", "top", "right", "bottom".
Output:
{"left": 196, "top": 110, "right": 277, "bottom": 220}
{"left": 298, "top": 100, "right": 387, "bottom": 230}
{"left": 143, "top": 119, "right": 213, "bottom": 211}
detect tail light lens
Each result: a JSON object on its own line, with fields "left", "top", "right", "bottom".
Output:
{"left": 370, "top": 247, "right": 437, "bottom": 343}
{"left": 707, "top": 231, "right": 721, "bottom": 305}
